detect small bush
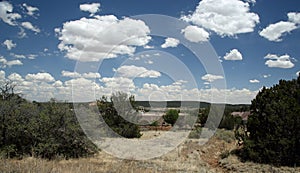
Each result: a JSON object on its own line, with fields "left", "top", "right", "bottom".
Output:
{"left": 220, "top": 150, "right": 230, "bottom": 159}
{"left": 98, "top": 92, "right": 142, "bottom": 138}
{"left": 150, "top": 121, "right": 158, "bottom": 126}
{"left": 219, "top": 113, "right": 243, "bottom": 130}
{"left": 215, "top": 129, "right": 235, "bottom": 143}
{"left": 188, "top": 127, "right": 202, "bottom": 139}
{"left": 0, "top": 91, "right": 97, "bottom": 159}
{"left": 163, "top": 109, "right": 179, "bottom": 126}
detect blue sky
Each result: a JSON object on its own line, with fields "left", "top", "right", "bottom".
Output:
{"left": 0, "top": 0, "right": 299, "bottom": 104}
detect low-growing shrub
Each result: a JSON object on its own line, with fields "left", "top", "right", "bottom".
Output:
{"left": 214, "top": 129, "right": 235, "bottom": 143}
{"left": 220, "top": 150, "right": 230, "bottom": 159}
{"left": 0, "top": 83, "right": 98, "bottom": 159}
{"left": 188, "top": 127, "right": 202, "bottom": 139}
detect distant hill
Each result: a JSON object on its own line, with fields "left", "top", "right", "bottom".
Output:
{"left": 135, "top": 101, "right": 250, "bottom": 109}
{"left": 37, "top": 100, "right": 250, "bottom": 111}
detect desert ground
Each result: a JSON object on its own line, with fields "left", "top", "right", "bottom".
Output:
{"left": 0, "top": 130, "right": 299, "bottom": 173}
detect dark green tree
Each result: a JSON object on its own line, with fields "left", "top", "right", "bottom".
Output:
{"left": 198, "top": 104, "right": 245, "bottom": 130}
{"left": 98, "top": 92, "right": 142, "bottom": 138}
{"left": 0, "top": 80, "right": 34, "bottom": 158}
{"left": 34, "top": 99, "right": 97, "bottom": 159}
{"left": 198, "top": 108, "right": 209, "bottom": 126}
{"left": 219, "top": 112, "right": 236, "bottom": 130}
{"left": 163, "top": 109, "right": 179, "bottom": 126}
{"left": 240, "top": 76, "right": 300, "bottom": 166}
{"left": 0, "top": 81, "right": 97, "bottom": 159}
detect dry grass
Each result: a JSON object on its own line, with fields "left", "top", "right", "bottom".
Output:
{"left": 219, "top": 155, "right": 300, "bottom": 173}
{"left": 1, "top": 130, "right": 298, "bottom": 173}
{"left": 0, "top": 151, "right": 217, "bottom": 173}
{"left": 214, "top": 129, "right": 236, "bottom": 143}
{"left": 0, "top": 131, "right": 218, "bottom": 173}
{"left": 0, "top": 154, "right": 155, "bottom": 173}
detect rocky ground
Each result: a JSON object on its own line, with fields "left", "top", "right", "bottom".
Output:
{"left": 0, "top": 130, "right": 299, "bottom": 173}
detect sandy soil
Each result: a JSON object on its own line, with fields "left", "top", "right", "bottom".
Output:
{"left": 0, "top": 130, "right": 299, "bottom": 173}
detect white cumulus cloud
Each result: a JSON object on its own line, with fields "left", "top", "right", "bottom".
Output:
{"left": 161, "top": 37, "right": 180, "bottom": 48}
{"left": 0, "top": 71, "right": 259, "bottom": 104}
{"left": 61, "top": 70, "right": 81, "bottom": 78}
{"left": 181, "top": 25, "right": 209, "bottom": 42}
{"left": 201, "top": 74, "right": 224, "bottom": 83}
{"left": 52, "top": 80, "right": 63, "bottom": 88}
{"left": 80, "top": 3, "right": 101, "bottom": 16}
{"left": 82, "top": 72, "right": 101, "bottom": 79}
{"left": 100, "top": 77, "right": 136, "bottom": 92}
{"left": 181, "top": 0, "right": 259, "bottom": 36}
{"left": 0, "top": 70, "right": 5, "bottom": 80}
{"left": 113, "top": 65, "right": 161, "bottom": 78}
{"left": 288, "top": 12, "right": 300, "bottom": 24}
{"left": 245, "top": 0, "right": 256, "bottom": 4}
{"left": 56, "top": 15, "right": 151, "bottom": 62}
{"left": 18, "top": 28, "right": 27, "bottom": 38}
{"left": 259, "top": 21, "right": 297, "bottom": 42}
{"left": 264, "top": 54, "right": 294, "bottom": 69}
{"left": 5, "top": 60, "right": 23, "bottom": 67}
{"left": 0, "top": 71, "right": 105, "bottom": 102}
{"left": 62, "top": 70, "right": 101, "bottom": 79}
{"left": 8, "top": 73, "right": 24, "bottom": 82}
{"left": 262, "top": 74, "right": 271, "bottom": 78}
{"left": 28, "top": 54, "right": 37, "bottom": 59}
{"left": 3, "top": 39, "right": 16, "bottom": 50}
{"left": 145, "top": 60, "right": 153, "bottom": 64}
{"left": 249, "top": 79, "right": 259, "bottom": 83}
{"left": 136, "top": 82, "right": 257, "bottom": 104}
{"left": 23, "top": 3, "right": 39, "bottom": 16}
{"left": 143, "top": 45, "right": 154, "bottom": 49}
{"left": 25, "top": 72, "right": 55, "bottom": 82}
{"left": 0, "top": 1, "right": 21, "bottom": 26}
{"left": 259, "top": 12, "right": 300, "bottom": 42}
{"left": 223, "top": 49, "right": 243, "bottom": 60}
{"left": 21, "top": 22, "right": 40, "bottom": 33}
{"left": 10, "top": 53, "right": 26, "bottom": 59}
{"left": 0, "top": 56, "right": 23, "bottom": 68}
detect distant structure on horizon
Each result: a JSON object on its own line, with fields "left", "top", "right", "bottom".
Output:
{"left": 231, "top": 111, "right": 251, "bottom": 122}
{"left": 88, "top": 101, "right": 97, "bottom": 107}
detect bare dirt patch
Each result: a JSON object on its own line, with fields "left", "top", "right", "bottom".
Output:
{"left": 1, "top": 130, "right": 299, "bottom": 173}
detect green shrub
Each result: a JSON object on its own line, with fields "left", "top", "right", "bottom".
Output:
{"left": 98, "top": 92, "right": 142, "bottom": 138}
{"left": 0, "top": 82, "right": 97, "bottom": 159}
{"left": 219, "top": 113, "right": 235, "bottom": 130}
{"left": 220, "top": 150, "right": 230, "bottom": 159}
{"left": 150, "top": 121, "right": 158, "bottom": 126}
{"left": 188, "top": 127, "right": 202, "bottom": 139}
{"left": 32, "top": 100, "right": 98, "bottom": 159}
{"left": 163, "top": 109, "right": 179, "bottom": 126}
{"left": 240, "top": 76, "right": 300, "bottom": 166}
{"left": 215, "top": 129, "right": 235, "bottom": 143}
